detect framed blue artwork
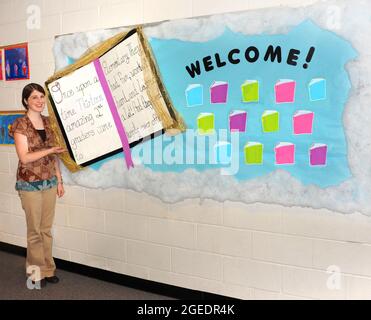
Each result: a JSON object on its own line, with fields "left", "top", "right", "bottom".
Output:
{"left": 0, "top": 111, "right": 26, "bottom": 145}
{"left": 0, "top": 49, "right": 3, "bottom": 80}
{"left": 4, "top": 43, "right": 30, "bottom": 81}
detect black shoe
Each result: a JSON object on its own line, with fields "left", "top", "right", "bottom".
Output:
{"left": 45, "top": 276, "right": 59, "bottom": 284}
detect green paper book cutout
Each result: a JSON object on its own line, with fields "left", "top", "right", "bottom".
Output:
{"left": 262, "top": 110, "right": 279, "bottom": 132}
{"left": 241, "top": 80, "right": 259, "bottom": 103}
{"left": 197, "top": 113, "right": 215, "bottom": 135}
{"left": 244, "top": 142, "right": 263, "bottom": 164}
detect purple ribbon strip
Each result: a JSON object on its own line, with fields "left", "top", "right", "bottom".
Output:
{"left": 93, "top": 59, "right": 134, "bottom": 169}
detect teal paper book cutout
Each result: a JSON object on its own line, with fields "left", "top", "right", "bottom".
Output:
{"left": 214, "top": 141, "right": 232, "bottom": 164}
{"left": 309, "top": 78, "right": 326, "bottom": 101}
{"left": 186, "top": 84, "right": 203, "bottom": 106}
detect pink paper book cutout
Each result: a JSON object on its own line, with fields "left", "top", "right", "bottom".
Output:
{"left": 210, "top": 81, "right": 228, "bottom": 103}
{"left": 310, "top": 143, "right": 327, "bottom": 166}
{"left": 275, "top": 142, "right": 295, "bottom": 165}
{"left": 275, "top": 79, "right": 296, "bottom": 103}
{"left": 293, "top": 110, "right": 314, "bottom": 134}
{"left": 229, "top": 110, "right": 247, "bottom": 132}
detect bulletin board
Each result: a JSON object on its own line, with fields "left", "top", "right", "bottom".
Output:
{"left": 48, "top": 0, "right": 371, "bottom": 215}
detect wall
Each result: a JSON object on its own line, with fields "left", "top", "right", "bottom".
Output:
{"left": 1, "top": 0, "right": 371, "bottom": 300}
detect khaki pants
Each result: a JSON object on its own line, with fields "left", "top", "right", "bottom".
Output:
{"left": 19, "top": 187, "right": 57, "bottom": 281}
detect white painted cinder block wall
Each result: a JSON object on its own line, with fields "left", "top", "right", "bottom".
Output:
{"left": 1, "top": 0, "right": 371, "bottom": 300}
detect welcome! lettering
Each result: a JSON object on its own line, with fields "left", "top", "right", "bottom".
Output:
{"left": 185, "top": 45, "right": 316, "bottom": 78}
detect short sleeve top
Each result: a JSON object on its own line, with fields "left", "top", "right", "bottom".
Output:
{"left": 9, "top": 115, "right": 56, "bottom": 183}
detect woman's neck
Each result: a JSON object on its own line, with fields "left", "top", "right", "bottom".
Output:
{"left": 27, "top": 109, "right": 44, "bottom": 129}
{"left": 27, "top": 109, "right": 42, "bottom": 121}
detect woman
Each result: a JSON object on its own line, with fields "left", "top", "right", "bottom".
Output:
{"left": 9, "top": 83, "right": 66, "bottom": 288}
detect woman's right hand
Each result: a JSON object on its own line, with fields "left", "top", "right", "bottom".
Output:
{"left": 49, "top": 146, "right": 67, "bottom": 154}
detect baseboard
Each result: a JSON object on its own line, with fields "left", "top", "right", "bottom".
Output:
{"left": 0, "top": 241, "right": 237, "bottom": 300}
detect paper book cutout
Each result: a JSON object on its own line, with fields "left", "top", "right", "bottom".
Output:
{"left": 241, "top": 80, "right": 259, "bottom": 103}
{"left": 244, "top": 142, "right": 263, "bottom": 165}
{"left": 275, "top": 142, "right": 295, "bottom": 165}
{"left": 262, "top": 110, "right": 279, "bottom": 133}
{"left": 293, "top": 110, "right": 314, "bottom": 135}
{"left": 210, "top": 81, "right": 228, "bottom": 103}
{"left": 46, "top": 29, "right": 182, "bottom": 169}
{"left": 275, "top": 79, "right": 296, "bottom": 103}
{"left": 309, "top": 78, "right": 326, "bottom": 101}
{"left": 229, "top": 110, "right": 247, "bottom": 132}
{"left": 185, "top": 84, "right": 203, "bottom": 107}
{"left": 310, "top": 143, "right": 327, "bottom": 166}
{"left": 197, "top": 113, "right": 215, "bottom": 135}
{"left": 214, "top": 141, "right": 232, "bottom": 164}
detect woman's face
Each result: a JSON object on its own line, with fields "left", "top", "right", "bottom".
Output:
{"left": 26, "top": 90, "right": 45, "bottom": 113}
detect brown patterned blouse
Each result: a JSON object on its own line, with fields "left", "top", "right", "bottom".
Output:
{"left": 9, "top": 115, "right": 56, "bottom": 183}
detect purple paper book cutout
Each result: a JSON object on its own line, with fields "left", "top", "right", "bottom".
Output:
{"left": 310, "top": 144, "right": 327, "bottom": 166}
{"left": 210, "top": 81, "right": 228, "bottom": 103}
{"left": 229, "top": 111, "right": 247, "bottom": 132}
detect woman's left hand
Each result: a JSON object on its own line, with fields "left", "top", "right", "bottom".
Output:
{"left": 57, "top": 183, "right": 65, "bottom": 198}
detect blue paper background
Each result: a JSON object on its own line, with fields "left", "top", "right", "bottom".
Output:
{"left": 93, "top": 20, "right": 357, "bottom": 188}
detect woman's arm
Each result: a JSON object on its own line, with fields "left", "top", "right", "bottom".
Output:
{"left": 54, "top": 156, "right": 65, "bottom": 198}
{"left": 54, "top": 156, "right": 63, "bottom": 184}
{"left": 14, "top": 132, "right": 65, "bottom": 165}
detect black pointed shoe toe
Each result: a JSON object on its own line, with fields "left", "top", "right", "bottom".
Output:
{"left": 45, "top": 276, "right": 59, "bottom": 284}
